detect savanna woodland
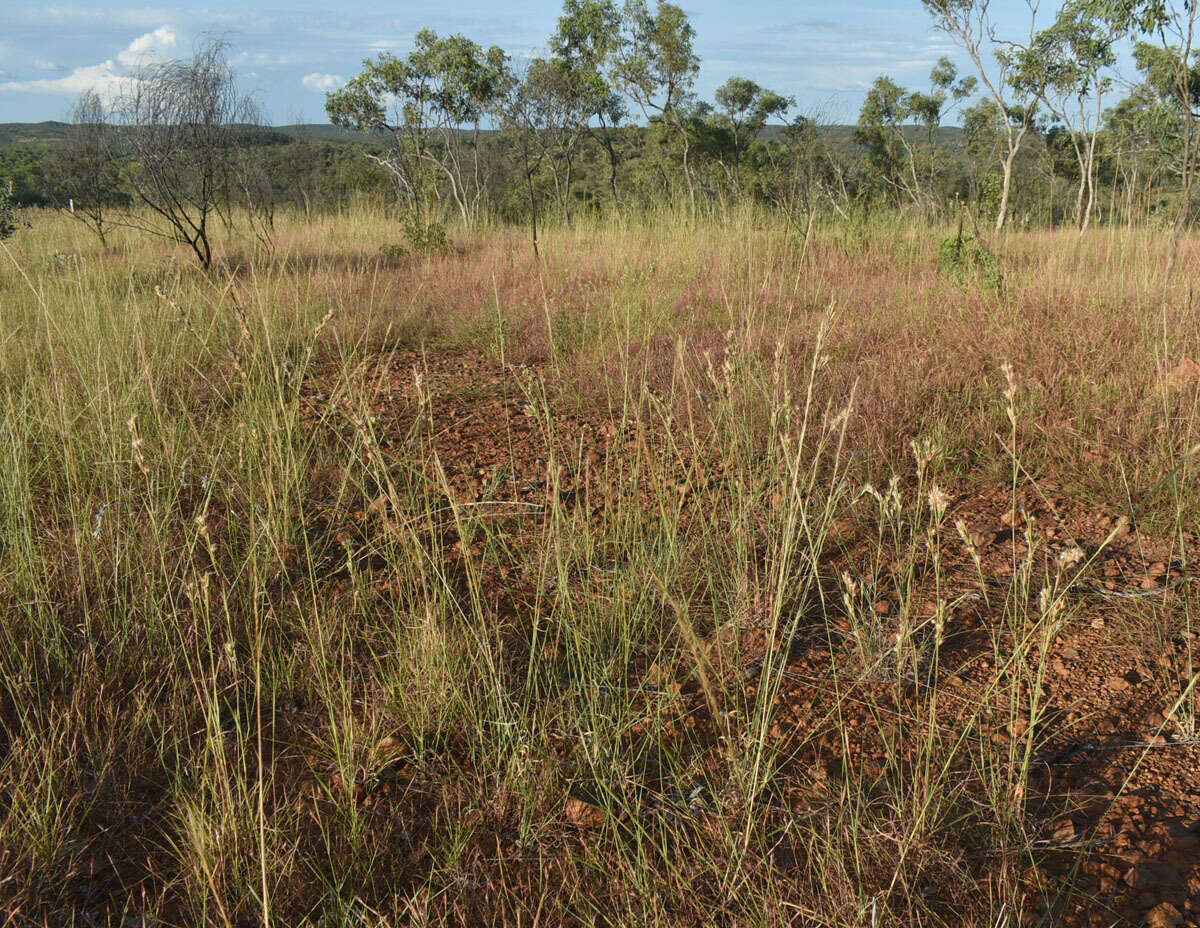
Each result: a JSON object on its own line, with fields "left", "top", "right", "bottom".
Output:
{"left": 5, "top": 0, "right": 1200, "bottom": 924}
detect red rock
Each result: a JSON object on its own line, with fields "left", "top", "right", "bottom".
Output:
{"left": 1051, "top": 819, "right": 1077, "bottom": 843}
{"left": 1145, "top": 901, "right": 1183, "bottom": 927}
{"left": 564, "top": 796, "right": 604, "bottom": 828}
{"left": 1124, "top": 863, "right": 1182, "bottom": 890}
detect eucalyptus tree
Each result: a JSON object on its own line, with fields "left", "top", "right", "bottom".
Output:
{"left": 1018, "top": 0, "right": 1120, "bottom": 234}
{"left": 960, "top": 97, "right": 1007, "bottom": 211}
{"left": 907, "top": 58, "right": 976, "bottom": 201}
{"left": 1033, "top": 124, "right": 1071, "bottom": 223}
{"left": 614, "top": 0, "right": 700, "bottom": 209}
{"left": 550, "top": 0, "right": 628, "bottom": 205}
{"left": 519, "top": 55, "right": 595, "bottom": 221}
{"left": 499, "top": 60, "right": 558, "bottom": 257}
{"left": 853, "top": 61, "right": 971, "bottom": 213}
{"left": 1105, "top": 82, "right": 1176, "bottom": 223}
{"left": 777, "top": 113, "right": 848, "bottom": 220}
{"left": 1087, "top": 0, "right": 1200, "bottom": 272}
{"left": 921, "top": 0, "right": 1047, "bottom": 231}
{"left": 1127, "top": 39, "right": 1200, "bottom": 195}
{"left": 713, "top": 76, "right": 792, "bottom": 179}
{"left": 325, "top": 30, "right": 510, "bottom": 225}
{"left": 855, "top": 76, "right": 919, "bottom": 207}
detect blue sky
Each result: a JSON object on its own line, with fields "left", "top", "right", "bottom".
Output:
{"left": 0, "top": 1, "right": 1065, "bottom": 125}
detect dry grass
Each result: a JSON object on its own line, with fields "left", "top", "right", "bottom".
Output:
{"left": 1, "top": 207, "right": 1199, "bottom": 926}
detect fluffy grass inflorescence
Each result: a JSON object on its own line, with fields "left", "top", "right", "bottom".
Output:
{"left": 1, "top": 207, "right": 1200, "bottom": 926}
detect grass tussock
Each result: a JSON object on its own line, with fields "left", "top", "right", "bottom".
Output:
{"left": 2, "top": 208, "right": 1200, "bottom": 926}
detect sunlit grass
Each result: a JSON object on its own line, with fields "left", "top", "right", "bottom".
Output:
{"left": 0, "top": 206, "right": 1198, "bottom": 924}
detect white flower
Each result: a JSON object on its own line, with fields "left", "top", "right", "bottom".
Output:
{"left": 928, "top": 484, "right": 949, "bottom": 520}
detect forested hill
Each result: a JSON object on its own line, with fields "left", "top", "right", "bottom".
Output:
{"left": 0, "top": 123, "right": 71, "bottom": 146}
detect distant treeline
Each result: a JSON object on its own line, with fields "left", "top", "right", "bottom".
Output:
{"left": 0, "top": 129, "right": 393, "bottom": 212}
{"left": 4, "top": 0, "right": 1200, "bottom": 267}
{"left": 0, "top": 121, "right": 963, "bottom": 212}
{"left": 0, "top": 112, "right": 1175, "bottom": 230}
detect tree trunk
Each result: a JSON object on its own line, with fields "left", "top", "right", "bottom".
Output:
{"left": 603, "top": 133, "right": 620, "bottom": 208}
{"left": 526, "top": 168, "right": 539, "bottom": 260}
{"left": 681, "top": 129, "right": 696, "bottom": 214}
{"left": 996, "top": 147, "right": 1016, "bottom": 233}
{"left": 1077, "top": 93, "right": 1102, "bottom": 238}
{"left": 1074, "top": 164, "right": 1086, "bottom": 230}
{"left": 608, "top": 148, "right": 620, "bottom": 207}
{"left": 564, "top": 153, "right": 573, "bottom": 226}
{"left": 192, "top": 219, "right": 212, "bottom": 271}
{"left": 594, "top": 118, "right": 622, "bottom": 210}
{"left": 1080, "top": 141, "right": 1097, "bottom": 237}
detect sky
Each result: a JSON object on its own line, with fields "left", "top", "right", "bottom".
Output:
{"left": 0, "top": 1, "right": 1070, "bottom": 125}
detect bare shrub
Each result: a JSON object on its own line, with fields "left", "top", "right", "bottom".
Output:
{"left": 117, "top": 36, "right": 267, "bottom": 269}
{"left": 45, "top": 91, "right": 122, "bottom": 247}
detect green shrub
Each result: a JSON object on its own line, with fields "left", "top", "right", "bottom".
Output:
{"left": 939, "top": 230, "right": 1003, "bottom": 294}
{"left": 0, "top": 179, "right": 21, "bottom": 241}
{"left": 978, "top": 173, "right": 1003, "bottom": 227}
{"left": 379, "top": 217, "right": 449, "bottom": 262}
{"left": 402, "top": 216, "right": 449, "bottom": 255}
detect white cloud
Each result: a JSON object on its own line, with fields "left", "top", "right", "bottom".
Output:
{"left": 229, "top": 49, "right": 304, "bottom": 67}
{"left": 117, "top": 26, "right": 177, "bottom": 67}
{"left": 302, "top": 72, "right": 344, "bottom": 93}
{"left": 0, "top": 26, "right": 177, "bottom": 100}
{"left": 34, "top": 59, "right": 63, "bottom": 72}
{"left": 0, "top": 60, "right": 124, "bottom": 99}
